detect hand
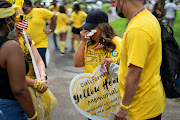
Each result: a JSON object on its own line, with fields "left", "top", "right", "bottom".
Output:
{"left": 80, "top": 29, "right": 90, "bottom": 42}
{"left": 38, "top": 82, "right": 48, "bottom": 93}
{"left": 114, "top": 107, "right": 128, "bottom": 120}
{"left": 43, "top": 29, "right": 52, "bottom": 35}
{"left": 40, "top": 76, "right": 47, "bottom": 84}
{"left": 20, "top": 32, "right": 32, "bottom": 45}
{"left": 101, "top": 58, "right": 113, "bottom": 70}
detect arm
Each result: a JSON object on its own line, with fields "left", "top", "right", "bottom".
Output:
{"left": 73, "top": 41, "right": 86, "bottom": 67}
{"left": 44, "top": 14, "right": 57, "bottom": 35}
{"left": 49, "top": 14, "right": 57, "bottom": 32}
{"left": 5, "top": 41, "right": 36, "bottom": 119}
{"left": 31, "top": 45, "right": 46, "bottom": 82}
{"left": 164, "top": 9, "right": 166, "bottom": 17}
{"left": 26, "top": 76, "right": 48, "bottom": 93}
{"left": 73, "top": 30, "right": 89, "bottom": 67}
{"left": 115, "top": 64, "right": 142, "bottom": 120}
{"left": 174, "top": 10, "right": 177, "bottom": 19}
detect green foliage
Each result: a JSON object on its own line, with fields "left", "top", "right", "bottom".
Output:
{"left": 109, "top": 18, "right": 127, "bottom": 37}
{"left": 173, "top": 10, "right": 180, "bottom": 45}
{"left": 100, "top": 3, "right": 110, "bottom": 13}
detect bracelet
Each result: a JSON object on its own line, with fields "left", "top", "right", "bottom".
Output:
{"left": 29, "top": 111, "right": 37, "bottom": 120}
{"left": 33, "top": 79, "right": 39, "bottom": 89}
{"left": 112, "top": 58, "right": 119, "bottom": 65}
{"left": 37, "top": 82, "right": 44, "bottom": 91}
{"left": 41, "top": 74, "right": 47, "bottom": 80}
{"left": 120, "top": 103, "right": 130, "bottom": 110}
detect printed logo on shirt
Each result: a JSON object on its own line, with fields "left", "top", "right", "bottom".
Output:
{"left": 112, "top": 50, "right": 118, "bottom": 57}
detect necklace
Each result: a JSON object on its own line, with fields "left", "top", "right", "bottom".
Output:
{"left": 134, "top": 7, "right": 145, "bottom": 18}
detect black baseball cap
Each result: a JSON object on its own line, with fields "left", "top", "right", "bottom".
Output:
{"left": 81, "top": 10, "right": 108, "bottom": 30}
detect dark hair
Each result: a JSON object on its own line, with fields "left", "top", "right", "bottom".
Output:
{"left": 63, "top": 1, "right": 67, "bottom": 6}
{"left": 170, "top": 0, "right": 173, "bottom": 2}
{"left": 87, "top": 23, "right": 116, "bottom": 52}
{"left": 0, "top": 0, "right": 12, "bottom": 29}
{"left": 24, "top": 0, "right": 32, "bottom": 7}
{"left": 153, "top": 2, "right": 161, "bottom": 12}
{"left": 73, "top": 3, "right": 80, "bottom": 14}
{"left": 59, "top": 5, "right": 66, "bottom": 13}
{"left": 33, "top": 1, "right": 38, "bottom": 5}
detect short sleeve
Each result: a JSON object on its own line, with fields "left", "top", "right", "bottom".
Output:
{"left": 112, "top": 36, "right": 122, "bottom": 62}
{"left": 70, "top": 12, "right": 75, "bottom": 22}
{"left": 39, "top": 8, "right": 54, "bottom": 20}
{"left": 82, "top": 11, "right": 87, "bottom": 19}
{"left": 31, "top": 40, "right": 35, "bottom": 49}
{"left": 174, "top": 4, "right": 177, "bottom": 10}
{"left": 126, "top": 29, "right": 152, "bottom": 68}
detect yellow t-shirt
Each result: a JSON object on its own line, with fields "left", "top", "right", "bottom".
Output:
{"left": 26, "top": 8, "right": 54, "bottom": 48}
{"left": 19, "top": 37, "right": 35, "bottom": 78}
{"left": 56, "top": 12, "right": 69, "bottom": 28}
{"left": 118, "top": 9, "right": 166, "bottom": 120}
{"left": 84, "top": 36, "right": 122, "bottom": 73}
{"left": 49, "top": 4, "right": 59, "bottom": 12}
{"left": 71, "top": 11, "right": 87, "bottom": 28}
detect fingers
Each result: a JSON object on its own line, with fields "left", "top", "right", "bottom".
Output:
{"left": 80, "top": 30, "right": 90, "bottom": 38}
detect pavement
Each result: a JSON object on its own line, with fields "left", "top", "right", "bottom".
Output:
{"left": 46, "top": 14, "right": 180, "bottom": 120}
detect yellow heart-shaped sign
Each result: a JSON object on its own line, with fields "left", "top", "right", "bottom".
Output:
{"left": 70, "top": 63, "right": 121, "bottom": 119}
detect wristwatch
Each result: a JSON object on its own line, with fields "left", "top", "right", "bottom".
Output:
{"left": 41, "top": 74, "right": 47, "bottom": 80}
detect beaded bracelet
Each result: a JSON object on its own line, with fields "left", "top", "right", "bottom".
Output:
{"left": 33, "top": 79, "right": 39, "bottom": 89}
{"left": 112, "top": 58, "right": 119, "bottom": 65}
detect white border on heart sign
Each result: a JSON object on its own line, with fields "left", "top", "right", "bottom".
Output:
{"left": 69, "top": 63, "right": 121, "bottom": 120}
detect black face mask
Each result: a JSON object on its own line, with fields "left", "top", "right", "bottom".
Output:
{"left": 116, "top": 0, "right": 126, "bottom": 18}
{"left": 22, "top": 7, "right": 26, "bottom": 12}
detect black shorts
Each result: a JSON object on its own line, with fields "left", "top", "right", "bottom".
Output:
{"left": 72, "top": 27, "right": 82, "bottom": 35}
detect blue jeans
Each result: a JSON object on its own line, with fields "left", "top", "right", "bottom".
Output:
{"left": 0, "top": 98, "right": 29, "bottom": 120}
{"left": 37, "top": 48, "right": 47, "bottom": 68}
{"left": 53, "top": 33, "right": 59, "bottom": 50}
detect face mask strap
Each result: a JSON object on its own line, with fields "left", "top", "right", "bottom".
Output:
{"left": 6, "top": 17, "right": 15, "bottom": 32}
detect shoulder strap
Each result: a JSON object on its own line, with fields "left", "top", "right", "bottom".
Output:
{"left": 0, "top": 36, "right": 10, "bottom": 48}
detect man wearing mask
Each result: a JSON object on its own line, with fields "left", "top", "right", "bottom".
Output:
{"left": 22, "top": 0, "right": 57, "bottom": 67}
{"left": 115, "top": 0, "right": 166, "bottom": 120}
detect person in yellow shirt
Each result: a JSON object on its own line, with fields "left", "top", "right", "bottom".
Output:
{"left": 71, "top": 2, "right": 87, "bottom": 51}
{"left": 49, "top": 0, "right": 60, "bottom": 51}
{"left": 63, "top": 1, "right": 72, "bottom": 16}
{"left": 22, "top": 0, "right": 57, "bottom": 67}
{"left": 13, "top": 12, "right": 57, "bottom": 119}
{"left": 54, "top": 5, "right": 70, "bottom": 55}
{"left": 114, "top": 0, "right": 166, "bottom": 120}
{"left": 49, "top": 0, "right": 59, "bottom": 12}
{"left": 73, "top": 10, "right": 122, "bottom": 74}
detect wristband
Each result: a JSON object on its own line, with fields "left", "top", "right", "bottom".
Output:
{"left": 29, "top": 111, "right": 37, "bottom": 120}
{"left": 112, "top": 58, "right": 119, "bottom": 65}
{"left": 41, "top": 74, "right": 47, "bottom": 80}
{"left": 120, "top": 103, "right": 130, "bottom": 110}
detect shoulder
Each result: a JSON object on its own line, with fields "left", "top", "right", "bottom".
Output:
{"left": 112, "top": 36, "right": 122, "bottom": 42}
{"left": 112, "top": 36, "right": 122, "bottom": 45}
{"left": 1, "top": 40, "right": 21, "bottom": 54}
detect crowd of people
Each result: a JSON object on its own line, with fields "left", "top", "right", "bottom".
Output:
{"left": 0, "top": 0, "right": 179, "bottom": 119}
